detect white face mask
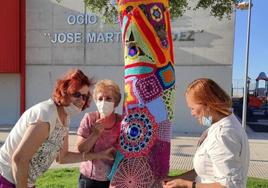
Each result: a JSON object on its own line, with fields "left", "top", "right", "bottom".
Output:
{"left": 63, "top": 103, "right": 81, "bottom": 116}
{"left": 96, "top": 101, "right": 114, "bottom": 117}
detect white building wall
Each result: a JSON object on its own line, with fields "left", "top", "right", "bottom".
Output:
{"left": 0, "top": 0, "right": 235, "bottom": 134}
{"left": 0, "top": 74, "right": 20, "bottom": 125}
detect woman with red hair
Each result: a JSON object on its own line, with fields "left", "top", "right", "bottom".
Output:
{"left": 0, "top": 69, "right": 114, "bottom": 188}
{"left": 163, "top": 78, "right": 249, "bottom": 188}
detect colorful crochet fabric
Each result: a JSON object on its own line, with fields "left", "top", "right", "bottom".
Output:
{"left": 110, "top": 158, "right": 154, "bottom": 188}
{"left": 135, "top": 74, "right": 163, "bottom": 103}
{"left": 148, "top": 140, "right": 170, "bottom": 179}
{"left": 157, "top": 120, "right": 172, "bottom": 142}
{"left": 118, "top": 107, "right": 158, "bottom": 158}
{"left": 107, "top": 151, "right": 124, "bottom": 180}
{"left": 163, "top": 85, "right": 176, "bottom": 121}
{"left": 110, "top": 0, "right": 176, "bottom": 187}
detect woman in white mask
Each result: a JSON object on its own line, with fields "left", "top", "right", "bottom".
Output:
{"left": 162, "top": 78, "right": 250, "bottom": 188}
{"left": 76, "top": 79, "right": 122, "bottom": 188}
{"left": 0, "top": 69, "right": 114, "bottom": 188}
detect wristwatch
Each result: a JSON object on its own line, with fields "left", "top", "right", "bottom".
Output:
{"left": 192, "top": 181, "right": 196, "bottom": 188}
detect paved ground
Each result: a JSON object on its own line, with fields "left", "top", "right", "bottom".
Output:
{"left": 1, "top": 125, "right": 268, "bottom": 179}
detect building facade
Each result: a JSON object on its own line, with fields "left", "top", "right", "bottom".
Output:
{"left": 0, "top": 0, "right": 234, "bottom": 133}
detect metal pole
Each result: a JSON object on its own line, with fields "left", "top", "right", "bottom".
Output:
{"left": 242, "top": 0, "right": 252, "bottom": 129}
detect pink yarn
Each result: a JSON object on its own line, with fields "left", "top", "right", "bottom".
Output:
{"left": 110, "top": 158, "right": 154, "bottom": 188}
{"left": 148, "top": 140, "right": 170, "bottom": 178}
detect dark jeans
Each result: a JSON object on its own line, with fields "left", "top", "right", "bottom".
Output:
{"left": 78, "top": 174, "right": 110, "bottom": 188}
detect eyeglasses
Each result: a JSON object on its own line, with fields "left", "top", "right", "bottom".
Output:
{"left": 71, "top": 92, "right": 91, "bottom": 101}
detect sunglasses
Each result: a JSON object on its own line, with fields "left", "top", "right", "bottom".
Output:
{"left": 71, "top": 92, "right": 91, "bottom": 101}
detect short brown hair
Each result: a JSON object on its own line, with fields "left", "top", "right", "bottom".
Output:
{"left": 185, "top": 78, "right": 232, "bottom": 116}
{"left": 93, "top": 79, "right": 121, "bottom": 107}
{"left": 52, "top": 69, "right": 94, "bottom": 110}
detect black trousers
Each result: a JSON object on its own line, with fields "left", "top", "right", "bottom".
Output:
{"left": 78, "top": 174, "right": 110, "bottom": 188}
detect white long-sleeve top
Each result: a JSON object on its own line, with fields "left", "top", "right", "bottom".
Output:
{"left": 193, "top": 113, "right": 250, "bottom": 188}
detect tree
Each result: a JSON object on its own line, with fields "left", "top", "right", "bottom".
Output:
{"left": 84, "top": 0, "right": 239, "bottom": 23}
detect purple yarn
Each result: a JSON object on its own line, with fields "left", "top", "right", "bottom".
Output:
{"left": 148, "top": 140, "right": 170, "bottom": 179}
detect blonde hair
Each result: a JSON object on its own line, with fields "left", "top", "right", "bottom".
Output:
{"left": 93, "top": 79, "right": 121, "bottom": 107}
{"left": 185, "top": 78, "right": 232, "bottom": 116}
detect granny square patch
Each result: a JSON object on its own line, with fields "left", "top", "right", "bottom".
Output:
{"left": 156, "top": 62, "right": 175, "bottom": 90}
{"left": 138, "top": 3, "right": 168, "bottom": 48}
{"left": 135, "top": 74, "right": 163, "bottom": 103}
{"left": 146, "top": 97, "right": 167, "bottom": 123}
{"left": 139, "top": 3, "right": 165, "bottom": 28}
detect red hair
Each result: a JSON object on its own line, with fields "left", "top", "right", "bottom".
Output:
{"left": 185, "top": 78, "right": 232, "bottom": 116}
{"left": 52, "top": 69, "right": 94, "bottom": 110}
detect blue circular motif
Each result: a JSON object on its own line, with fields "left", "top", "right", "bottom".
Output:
{"left": 119, "top": 110, "right": 156, "bottom": 156}
{"left": 127, "top": 124, "right": 141, "bottom": 141}
{"left": 129, "top": 126, "right": 139, "bottom": 137}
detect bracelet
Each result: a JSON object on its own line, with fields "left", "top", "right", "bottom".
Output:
{"left": 192, "top": 181, "right": 196, "bottom": 188}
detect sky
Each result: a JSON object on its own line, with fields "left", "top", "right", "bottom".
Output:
{"left": 233, "top": 0, "right": 268, "bottom": 82}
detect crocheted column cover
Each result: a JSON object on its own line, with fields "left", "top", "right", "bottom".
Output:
{"left": 109, "top": 0, "right": 175, "bottom": 187}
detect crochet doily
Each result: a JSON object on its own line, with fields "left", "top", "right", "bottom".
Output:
{"left": 119, "top": 107, "right": 158, "bottom": 158}
{"left": 110, "top": 158, "right": 154, "bottom": 188}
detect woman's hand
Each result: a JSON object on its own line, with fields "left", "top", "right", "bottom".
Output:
{"left": 92, "top": 119, "right": 105, "bottom": 136}
{"left": 162, "top": 178, "right": 192, "bottom": 188}
{"left": 76, "top": 116, "right": 113, "bottom": 153}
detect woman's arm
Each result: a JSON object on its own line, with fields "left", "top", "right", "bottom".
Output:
{"left": 76, "top": 133, "right": 100, "bottom": 153}
{"left": 162, "top": 179, "right": 226, "bottom": 188}
{"left": 56, "top": 134, "right": 114, "bottom": 164}
{"left": 162, "top": 170, "right": 226, "bottom": 188}
{"left": 12, "top": 122, "right": 50, "bottom": 187}
{"left": 76, "top": 118, "right": 105, "bottom": 153}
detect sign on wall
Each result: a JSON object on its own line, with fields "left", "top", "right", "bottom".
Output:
{"left": 43, "top": 13, "right": 201, "bottom": 44}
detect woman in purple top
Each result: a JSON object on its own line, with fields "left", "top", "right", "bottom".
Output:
{"left": 76, "top": 79, "right": 122, "bottom": 188}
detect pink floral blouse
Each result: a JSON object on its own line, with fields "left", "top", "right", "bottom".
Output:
{"left": 77, "top": 111, "right": 121, "bottom": 181}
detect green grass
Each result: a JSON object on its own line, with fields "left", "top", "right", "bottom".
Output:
{"left": 36, "top": 168, "right": 79, "bottom": 188}
{"left": 247, "top": 177, "right": 268, "bottom": 188}
{"left": 36, "top": 168, "right": 268, "bottom": 188}
{"left": 168, "top": 169, "right": 186, "bottom": 176}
